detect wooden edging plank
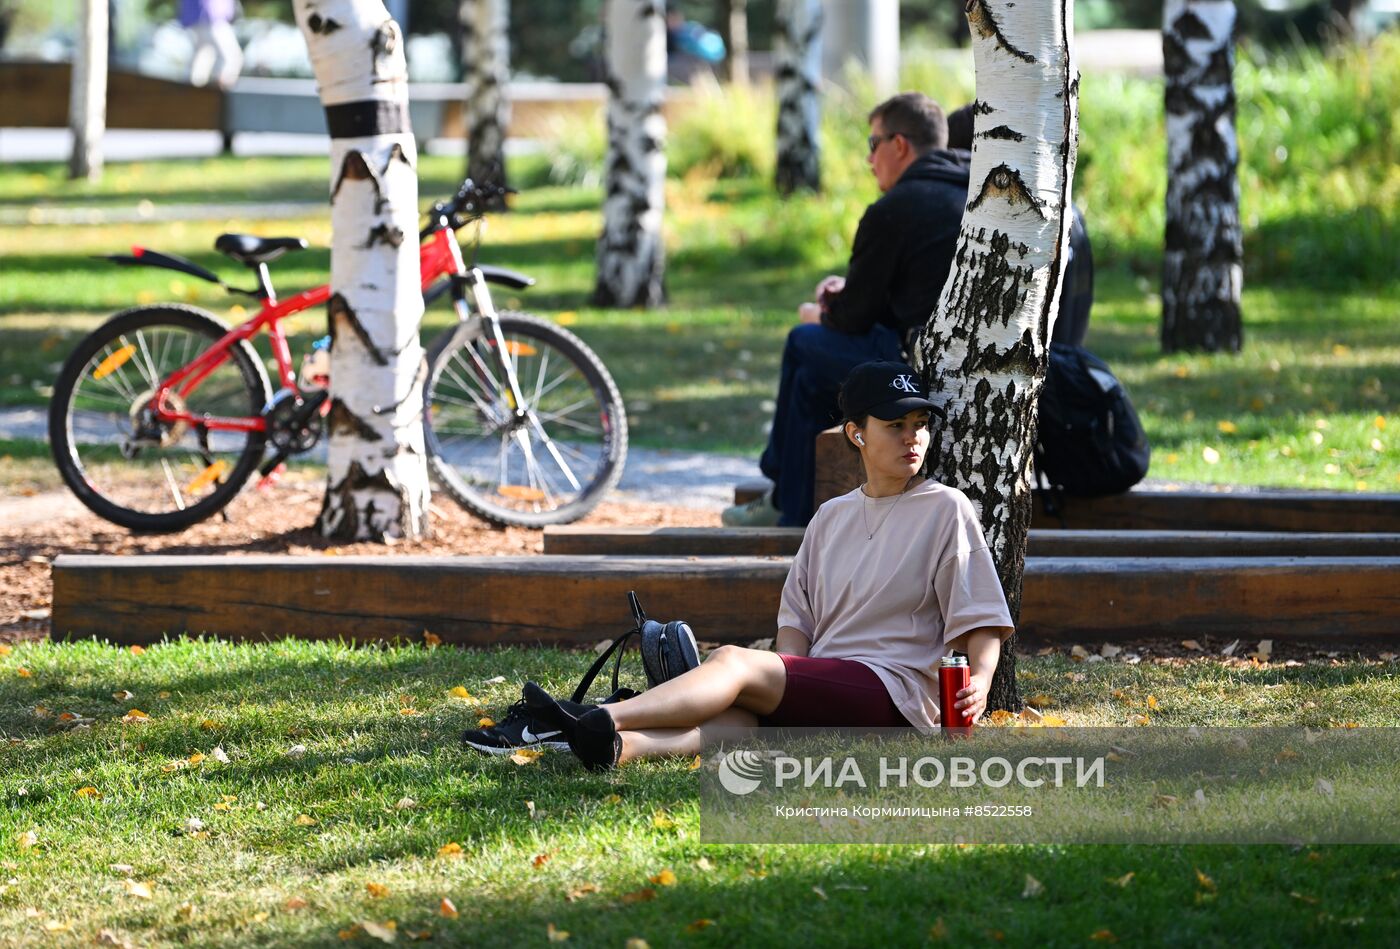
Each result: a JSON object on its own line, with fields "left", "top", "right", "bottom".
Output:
{"left": 1030, "top": 490, "right": 1400, "bottom": 533}
{"left": 543, "top": 526, "right": 1400, "bottom": 559}
{"left": 52, "top": 554, "right": 1400, "bottom": 646}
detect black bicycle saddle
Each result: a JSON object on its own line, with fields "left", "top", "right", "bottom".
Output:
{"left": 214, "top": 234, "right": 309, "bottom": 267}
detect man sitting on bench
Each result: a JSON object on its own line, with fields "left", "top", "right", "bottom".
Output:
{"left": 723, "top": 92, "right": 971, "bottom": 527}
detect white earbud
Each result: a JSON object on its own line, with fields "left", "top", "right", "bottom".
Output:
{"left": 854, "top": 433, "right": 865, "bottom": 446}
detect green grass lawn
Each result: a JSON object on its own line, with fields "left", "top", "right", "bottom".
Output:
{"left": 1, "top": 154, "right": 1396, "bottom": 490}
{"left": 2, "top": 639, "right": 1397, "bottom": 948}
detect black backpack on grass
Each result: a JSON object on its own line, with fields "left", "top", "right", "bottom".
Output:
{"left": 1035, "top": 343, "right": 1150, "bottom": 498}
{"left": 569, "top": 592, "right": 701, "bottom": 703}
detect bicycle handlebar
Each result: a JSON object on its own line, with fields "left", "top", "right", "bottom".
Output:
{"left": 421, "top": 178, "right": 516, "bottom": 239}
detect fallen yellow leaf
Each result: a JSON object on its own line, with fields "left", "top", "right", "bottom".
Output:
{"left": 565, "top": 883, "right": 599, "bottom": 902}
{"left": 1181, "top": 639, "right": 1202, "bottom": 651}
{"left": 603, "top": 794, "right": 622, "bottom": 805}
{"left": 437, "top": 842, "right": 464, "bottom": 860}
{"left": 1026, "top": 694, "right": 1053, "bottom": 707}
{"left": 651, "top": 811, "right": 676, "bottom": 830}
{"left": 929, "top": 918, "right": 948, "bottom": 941}
{"left": 129, "top": 645, "right": 146, "bottom": 655}
{"left": 366, "top": 882, "right": 390, "bottom": 899}
{"left": 1022, "top": 873, "right": 1044, "bottom": 898}
{"left": 42, "top": 920, "right": 72, "bottom": 933}
{"left": 1131, "top": 714, "right": 1150, "bottom": 726}
{"left": 361, "top": 920, "right": 397, "bottom": 944}
{"left": 625, "top": 940, "right": 650, "bottom": 949}
{"left": 532, "top": 852, "right": 552, "bottom": 868}
{"left": 650, "top": 869, "right": 677, "bottom": 886}
{"left": 124, "top": 880, "right": 154, "bottom": 900}
{"left": 17, "top": 667, "right": 32, "bottom": 678}
{"left": 687, "top": 919, "right": 715, "bottom": 934}
{"left": 1217, "top": 420, "right": 1238, "bottom": 434}
{"left": 477, "top": 717, "right": 495, "bottom": 728}
{"left": 199, "top": 719, "right": 219, "bottom": 731}
{"left": 0, "top": 644, "right": 10, "bottom": 656}
{"left": 546, "top": 922, "right": 570, "bottom": 942}
{"left": 987, "top": 709, "right": 1015, "bottom": 726}
{"left": 112, "top": 690, "right": 134, "bottom": 701}
{"left": 1108, "top": 872, "right": 1135, "bottom": 888}
{"left": 439, "top": 897, "right": 458, "bottom": 919}
{"left": 1040, "top": 713, "right": 1068, "bottom": 727}
{"left": 187, "top": 752, "right": 205, "bottom": 766}
{"left": 510, "top": 749, "right": 543, "bottom": 766}
{"left": 398, "top": 708, "right": 423, "bottom": 717}
{"left": 285, "top": 897, "right": 309, "bottom": 911}
{"left": 1195, "top": 868, "right": 1216, "bottom": 892}
{"left": 1146, "top": 695, "right": 1160, "bottom": 711}
{"left": 688, "top": 755, "right": 703, "bottom": 771}
{"left": 695, "top": 857, "right": 715, "bottom": 872}
{"left": 121, "top": 709, "right": 150, "bottom": 724}
{"left": 449, "top": 686, "right": 472, "bottom": 700}
{"left": 1090, "top": 930, "right": 1117, "bottom": 943}
{"left": 74, "top": 786, "right": 100, "bottom": 799}
{"left": 423, "top": 631, "right": 442, "bottom": 647}
{"left": 620, "top": 888, "right": 656, "bottom": 904}
{"left": 293, "top": 814, "right": 317, "bottom": 827}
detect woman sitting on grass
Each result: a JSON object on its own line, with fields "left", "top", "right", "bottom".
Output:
{"left": 514, "top": 361, "right": 1014, "bottom": 771}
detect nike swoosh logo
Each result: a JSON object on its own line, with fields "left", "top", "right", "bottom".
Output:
{"left": 520, "top": 725, "right": 562, "bottom": 743}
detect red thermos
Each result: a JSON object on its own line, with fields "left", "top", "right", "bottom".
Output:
{"left": 938, "top": 655, "right": 974, "bottom": 732}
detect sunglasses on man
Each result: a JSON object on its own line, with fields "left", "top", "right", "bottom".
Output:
{"left": 867, "top": 132, "right": 900, "bottom": 154}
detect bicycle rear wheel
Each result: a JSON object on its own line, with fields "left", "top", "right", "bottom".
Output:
{"left": 48, "top": 305, "right": 272, "bottom": 532}
{"left": 424, "top": 311, "right": 628, "bottom": 527}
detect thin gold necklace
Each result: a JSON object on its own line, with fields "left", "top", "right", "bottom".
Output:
{"left": 861, "top": 476, "right": 917, "bottom": 540}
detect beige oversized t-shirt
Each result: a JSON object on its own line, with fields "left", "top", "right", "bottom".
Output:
{"left": 776, "top": 479, "right": 1014, "bottom": 729}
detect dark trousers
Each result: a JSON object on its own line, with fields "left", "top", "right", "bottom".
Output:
{"left": 759, "top": 322, "right": 902, "bottom": 526}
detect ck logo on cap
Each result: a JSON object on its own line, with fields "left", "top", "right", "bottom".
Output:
{"left": 890, "top": 373, "right": 918, "bottom": 394}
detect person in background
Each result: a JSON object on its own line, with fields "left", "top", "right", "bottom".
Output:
{"left": 723, "top": 92, "right": 971, "bottom": 528}
{"left": 180, "top": 0, "right": 242, "bottom": 91}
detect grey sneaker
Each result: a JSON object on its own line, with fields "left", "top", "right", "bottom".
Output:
{"left": 721, "top": 490, "right": 781, "bottom": 527}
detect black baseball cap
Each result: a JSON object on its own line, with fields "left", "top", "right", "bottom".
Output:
{"left": 838, "top": 361, "right": 942, "bottom": 421}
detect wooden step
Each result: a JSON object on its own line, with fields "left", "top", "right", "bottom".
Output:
{"left": 733, "top": 479, "right": 771, "bottom": 506}
{"left": 52, "top": 554, "right": 1400, "bottom": 646}
{"left": 544, "top": 526, "right": 1400, "bottom": 559}
{"left": 1030, "top": 490, "right": 1400, "bottom": 533}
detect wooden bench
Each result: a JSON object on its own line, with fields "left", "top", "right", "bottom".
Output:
{"left": 543, "top": 526, "right": 1400, "bottom": 559}
{"left": 52, "top": 553, "right": 1400, "bottom": 645}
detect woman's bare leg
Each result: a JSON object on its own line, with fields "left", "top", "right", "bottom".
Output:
{"left": 604, "top": 645, "right": 786, "bottom": 732}
{"left": 618, "top": 707, "right": 759, "bottom": 764}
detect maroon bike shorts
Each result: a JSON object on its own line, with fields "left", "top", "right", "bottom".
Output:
{"left": 760, "top": 654, "right": 912, "bottom": 728}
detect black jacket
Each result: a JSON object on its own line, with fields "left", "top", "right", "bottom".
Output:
{"left": 821, "top": 149, "right": 971, "bottom": 338}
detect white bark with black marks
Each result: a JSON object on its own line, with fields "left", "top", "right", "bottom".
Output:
{"left": 294, "top": 0, "right": 429, "bottom": 541}
{"left": 461, "top": 0, "right": 510, "bottom": 198}
{"left": 774, "top": 0, "right": 822, "bottom": 195}
{"left": 912, "top": 0, "right": 1078, "bottom": 712}
{"left": 1162, "top": 0, "right": 1243, "bottom": 353}
{"left": 68, "top": 0, "right": 107, "bottom": 181}
{"left": 593, "top": 0, "right": 667, "bottom": 308}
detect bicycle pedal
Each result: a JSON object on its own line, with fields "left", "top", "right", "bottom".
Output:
{"left": 256, "top": 463, "right": 287, "bottom": 492}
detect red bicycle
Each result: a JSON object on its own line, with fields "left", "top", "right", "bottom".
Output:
{"left": 47, "top": 180, "right": 628, "bottom": 532}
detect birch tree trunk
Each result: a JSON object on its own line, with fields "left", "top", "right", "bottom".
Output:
{"left": 1162, "top": 0, "right": 1243, "bottom": 354}
{"left": 461, "top": 0, "right": 511, "bottom": 204}
{"left": 592, "top": 0, "right": 667, "bottom": 308}
{"left": 293, "top": 0, "right": 430, "bottom": 541}
{"left": 912, "top": 0, "right": 1079, "bottom": 713}
{"left": 721, "top": 0, "right": 750, "bottom": 86}
{"left": 68, "top": 0, "right": 108, "bottom": 181}
{"left": 773, "top": 0, "right": 822, "bottom": 195}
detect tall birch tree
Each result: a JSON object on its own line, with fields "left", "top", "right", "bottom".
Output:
{"left": 293, "top": 0, "right": 430, "bottom": 540}
{"left": 912, "top": 0, "right": 1079, "bottom": 712}
{"left": 773, "top": 0, "right": 822, "bottom": 195}
{"left": 68, "top": 0, "right": 108, "bottom": 181}
{"left": 461, "top": 0, "right": 511, "bottom": 203}
{"left": 1162, "top": 0, "right": 1243, "bottom": 354}
{"left": 721, "top": 0, "right": 750, "bottom": 86}
{"left": 592, "top": 0, "right": 667, "bottom": 308}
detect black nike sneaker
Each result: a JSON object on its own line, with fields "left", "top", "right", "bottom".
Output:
{"left": 462, "top": 688, "right": 638, "bottom": 756}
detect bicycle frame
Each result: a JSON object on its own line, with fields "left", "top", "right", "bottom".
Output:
{"left": 147, "top": 228, "right": 471, "bottom": 435}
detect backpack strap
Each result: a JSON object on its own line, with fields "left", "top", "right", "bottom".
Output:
{"left": 570, "top": 629, "right": 636, "bottom": 704}
{"left": 570, "top": 590, "right": 650, "bottom": 704}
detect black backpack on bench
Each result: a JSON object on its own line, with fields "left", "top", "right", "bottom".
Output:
{"left": 1035, "top": 343, "right": 1151, "bottom": 499}
{"left": 569, "top": 592, "right": 701, "bottom": 703}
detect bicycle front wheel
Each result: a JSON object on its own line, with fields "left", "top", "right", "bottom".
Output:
{"left": 424, "top": 311, "right": 628, "bottom": 527}
{"left": 48, "top": 305, "right": 272, "bottom": 532}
